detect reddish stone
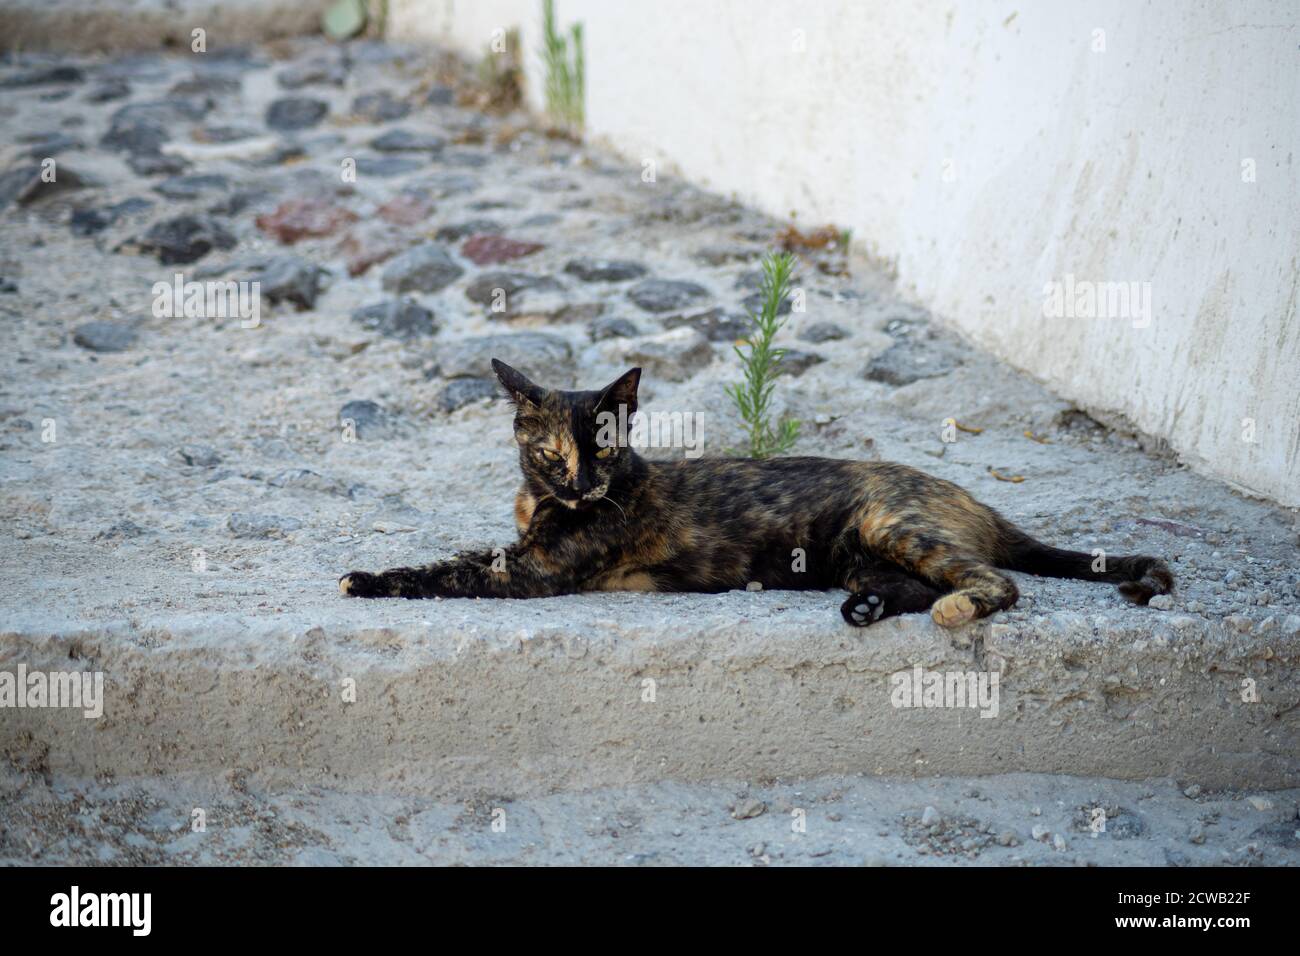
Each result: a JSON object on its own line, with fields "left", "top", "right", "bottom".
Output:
{"left": 256, "top": 198, "right": 358, "bottom": 244}
{"left": 377, "top": 194, "right": 435, "bottom": 227}
{"left": 461, "top": 233, "right": 544, "bottom": 266}
{"left": 337, "top": 222, "right": 415, "bottom": 277}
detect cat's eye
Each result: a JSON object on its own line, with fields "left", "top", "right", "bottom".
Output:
{"left": 595, "top": 446, "right": 614, "bottom": 459}
{"left": 538, "top": 448, "right": 562, "bottom": 462}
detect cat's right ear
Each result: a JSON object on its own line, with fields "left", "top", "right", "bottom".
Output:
{"left": 491, "top": 359, "right": 546, "bottom": 408}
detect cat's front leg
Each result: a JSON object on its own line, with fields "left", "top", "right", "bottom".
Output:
{"left": 340, "top": 546, "right": 574, "bottom": 600}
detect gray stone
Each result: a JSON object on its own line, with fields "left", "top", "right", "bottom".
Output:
{"left": 128, "top": 152, "right": 189, "bottom": 177}
{"left": 267, "top": 469, "right": 349, "bottom": 496}
{"left": 100, "top": 117, "right": 168, "bottom": 154}
{"left": 0, "top": 65, "right": 84, "bottom": 88}
{"left": 437, "top": 332, "right": 572, "bottom": 381}
{"left": 628, "top": 278, "right": 711, "bottom": 313}
{"left": 741, "top": 290, "right": 793, "bottom": 316}
{"left": 351, "top": 298, "right": 436, "bottom": 340}
{"left": 464, "top": 270, "right": 562, "bottom": 307}
{"left": 136, "top": 215, "right": 236, "bottom": 265}
{"left": 351, "top": 90, "right": 410, "bottom": 123}
{"left": 370, "top": 129, "right": 446, "bottom": 153}
{"left": 73, "top": 320, "right": 137, "bottom": 353}
{"left": 435, "top": 219, "right": 502, "bottom": 243}
{"left": 776, "top": 349, "right": 825, "bottom": 377}
{"left": 276, "top": 59, "right": 347, "bottom": 90}
{"left": 227, "top": 513, "right": 303, "bottom": 538}
{"left": 354, "top": 155, "right": 425, "bottom": 178}
{"left": 564, "top": 258, "right": 648, "bottom": 283}
{"left": 153, "top": 174, "right": 229, "bottom": 200}
{"left": 256, "top": 257, "right": 330, "bottom": 311}
{"left": 439, "top": 377, "right": 500, "bottom": 413}
{"left": 662, "top": 307, "right": 750, "bottom": 343}
{"left": 588, "top": 317, "right": 640, "bottom": 341}
{"left": 266, "top": 97, "right": 328, "bottom": 131}
{"left": 0, "top": 163, "right": 90, "bottom": 209}
{"left": 168, "top": 74, "right": 241, "bottom": 98}
{"left": 175, "top": 444, "right": 222, "bottom": 467}
{"left": 864, "top": 340, "right": 960, "bottom": 387}
{"left": 799, "top": 321, "right": 849, "bottom": 343}
{"left": 86, "top": 79, "right": 131, "bottom": 103}
{"left": 382, "top": 243, "right": 464, "bottom": 294}
{"left": 338, "top": 400, "right": 405, "bottom": 440}
{"left": 618, "top": 328, "right": 714, "bottom": 382}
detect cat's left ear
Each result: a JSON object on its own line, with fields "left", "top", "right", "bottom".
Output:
{"left": 596, "top": 367, "right": 641, "bottom": 417}
{"left": 492, "top": 359, "right": 547, "bottom": 408}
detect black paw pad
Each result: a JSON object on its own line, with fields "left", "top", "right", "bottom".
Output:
{"left": 841, "top": 592, "right": 886, "bottom": 627}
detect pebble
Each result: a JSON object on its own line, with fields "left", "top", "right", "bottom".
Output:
{"left": 381, "top": 243, "right": 464, "bottom": 294}
{"left": 175, "top": 445, "right": 222, "bottom": 467}
{"left": 265, "top": 97, "right": 330, "bottom": 131}
{"left": 461, "top": 234, "right": 545, "bottom": 266}
{"left": 864, "top": 340, "right": 959, "bottom": 387}
{"left": 227, "top": 514, "right": 303, "bottom": 538}
{"left": 587, "top": 317, "right": 639, "bottom": 341}
{"left": 256, "top": 257, "right": 330, "bottom": 310}
{"left": 662, "top": 307, "right": 750, "bottom": 343}
{"left": 370, "top": 129, "right": 446, "bottom": 153}
{"left": 921, "top": 806, "right": 942, "bottom": 827}
{"left": 564, "top": 258, "right": 648, "bottom": 283}
{"left": 351, "top": 298, "right": 437, "bottom": 340}
{"left": 136, "top": 214, "right": 236, "bottom": 264}
{"left": 464, "top": 270, "right": 562, "bottom": 309}
{"left": 731, "top": 799, "right": 767, "bottom": 820}
{"left": 996, "top": 831, "right": 1019, "bottom": 847}
{"left": 338, "top": 400, "right": 405, "bottom": 440}
{"left": 72, "top": 320, "right": 136, "bottom": 353}
{"left": 256, "top": 198, "right": 358, "bottom": 244}
{"left": 351, "top": 90, "right": 410, "bottom": 123}
{"left": 435, "top": 332, "right": 572, "bottom": 381}
{"left": 1031, "top": 824, "right": 1050, "bottom": 842}
{"left": 628, "top": 278, "right": 711, "bottom": 313}
{"left": 1148, "top": 593, "right": 1174, "bottom": 610}
{"left": 799, "top": 321, "right": 849, "bottom": 343}
{"left": 775, "top": 349, "right": 825, "bottom": 378}
{"left": 618, "top": 328, "right": 714, "bottom": 382}
{"left": 439, "top": 378, "right": 500, "bottom": 413}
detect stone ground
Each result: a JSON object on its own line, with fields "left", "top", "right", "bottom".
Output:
{"left": 1, "top": 37, "right": 1298, "bottom": 866}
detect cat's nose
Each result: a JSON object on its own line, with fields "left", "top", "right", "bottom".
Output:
{"left": 573, "top": 469, "right": 592, "bottom": 493}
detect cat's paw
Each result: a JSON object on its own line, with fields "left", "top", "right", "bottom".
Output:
{"left": 841, "top": 592, "right": 887, "bottom": 627}
{"left": 339, "top": 571, "right": 381, "bottom": 598}
{"left": 930, "top": 592, "right": 977, "bottom": 627}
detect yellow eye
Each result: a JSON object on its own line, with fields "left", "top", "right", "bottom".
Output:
{"left": 539, "top": 448, "right": 562, "bottom": 462}
{"left": 595, "top": 446, "right": 613, "bottom": 459}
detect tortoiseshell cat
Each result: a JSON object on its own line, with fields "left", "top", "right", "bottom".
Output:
{"left": 339, "top": 360, "right": 1173, "bottom": 627}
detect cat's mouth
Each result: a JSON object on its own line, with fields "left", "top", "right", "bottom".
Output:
{"left": 555, "top": 485, "right": 609, "bottom": 508}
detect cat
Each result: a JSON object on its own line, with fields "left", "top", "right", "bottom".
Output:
{"left": 339, "top": 360, "right": 1174, "bottom": 627}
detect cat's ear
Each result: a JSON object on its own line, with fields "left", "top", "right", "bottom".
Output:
{"left": 492, "top": 359, "right": 546, "bottom": 408}
{"left": 596, "top": 367, "right": 641, "bottom": 417}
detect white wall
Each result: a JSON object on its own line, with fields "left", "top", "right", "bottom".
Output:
{"left": 393, "top": 0, "right": 1300, "bottom": 506}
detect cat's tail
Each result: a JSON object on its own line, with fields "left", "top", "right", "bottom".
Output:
{"left": 997, "top": 526, "right": 1174, "bottom": 605}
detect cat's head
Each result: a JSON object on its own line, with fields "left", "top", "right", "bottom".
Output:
{"left": 491, "top": 359, "right": 641, "bottom": 509}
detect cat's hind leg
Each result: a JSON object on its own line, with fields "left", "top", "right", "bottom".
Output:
{"left": 840, "top": 561, "right": 946, "bottom": 627}
{"left": 922, "top": 558, "right": 1019, "bottom": 627}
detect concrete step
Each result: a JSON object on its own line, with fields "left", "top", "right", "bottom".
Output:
{"left": 4, "top": 571, "right": 1297, "bottom": 796}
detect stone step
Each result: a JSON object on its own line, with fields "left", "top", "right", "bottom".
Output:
{"left": 4, "top": 585, "right": 1297, "bottom": 796}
